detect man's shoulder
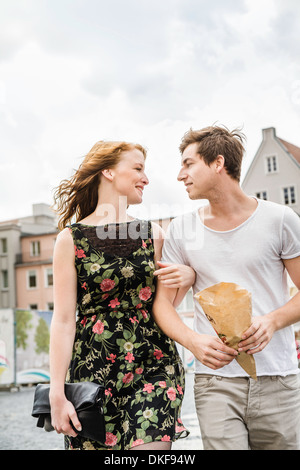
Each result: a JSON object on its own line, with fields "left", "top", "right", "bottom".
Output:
{"left": 257, "top": 199, "right": 289, "bottom": 219}
{"left": 169, "top": 209, "right": 198, "bottom": 227}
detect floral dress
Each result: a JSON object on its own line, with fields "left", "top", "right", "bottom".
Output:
{"left": 65, "top": 219, "right": 189, "bottom": 450}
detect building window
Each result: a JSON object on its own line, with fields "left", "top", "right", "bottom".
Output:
{"left": 1, "top": 270, "right": 8, "bottom": 289}
{"left": 45, "top": 267, "right": 53, "bottom": 287}
{"left": 1, "top": 238, "right": 7, "bottom": 254}
{"left": 266, "top": 155, "right": 278, "bottom": 173}
{"left": 256, "top": 191, "right": 268, "bottom": 200}
{"left": 283, "top": 186, "right": 296, "bottom": 205}
{"left": 47, "top": 302, "right": 54, "bottom": 311}
{"left": 29, "top": 304, "right": 38, "bottom": 310}
{"left": 27, "top": 270, "right": 37, "bottom": 289}
{"left": 30, "top": 241, "right": 40, "bottom": 257}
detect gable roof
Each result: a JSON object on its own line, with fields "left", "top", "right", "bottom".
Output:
{"left": 242, "top": 127, "right": 300, "bottom": 187}
{"left": 277, "top": 138, "right": 300, "bottom": 165}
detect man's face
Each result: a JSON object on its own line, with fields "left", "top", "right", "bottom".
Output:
{"left": 177, "top": 143, "right": 216, "bottom": 200}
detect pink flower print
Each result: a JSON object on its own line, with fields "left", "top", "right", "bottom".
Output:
{"left": 161, "top": 435, "right": 171, "bottom": 442}
{"left": 131, "top": 439, "right": 144, "bottom": 448}
{"left": 123, "top": 372, "right": 134, "bottom": 384}
{"left": 141, "top": 309, "right": 148, "bottom": 319}
{"left": 159, "top": 381, "right": 167, "bottom": 388}
{"left": 138, "top": 286, "right": 152, "bottom": 301}
{"left": 108, "top": 298, "right": 120, "bottom": 308}
{"left": 135, "top": 303, "right": 142, "bottom": 309}
{"left": 175, "top": 424, "right": 186, "bottom": 432}
{"left": 105, "top": 388, "right": 112, "bottom": 397}
{"left": 125, "top": 352, "right": 135, "bottom": 363}
{"left": 80, "top": 316, "right": 87, "bottom": 326}
{"left": 106, "top": 353, "right": 116, "bottom": 363}
{"left": 105, "top": 432, "right": 118, "bottom": 447}
{"left": 100, "top": 278, "right": 115, "bottom": 292}
{"left": 92, "top": 320, "right": 104, "bottom": 335}
{"left": 135, "top": 367, "right": 143, "bottom": 375}
{"left": 177, "top": 384, "right": 183, "bottom": 395}
{"left": 142, "top": 240, "right": 147, "bottom": 248}
{"left": 166, "top": 387, "right": 177, "bottom": 401}
{"left": 91, "top": 315, "right": 96, "bottom": 322}
{"left": 153, "top": 349, "right": 164, "bottom": 360}
{"left": 81, "top": 282, "right": 87, "bottom": 290}
{"left": 129, "top": 316, "right": 139, "bottom": 324}
{"left": 143, "top": 383, "right": 154, "bottom": 394}
{"left": 75, "top": 246, "right": 86, "bottom": 258}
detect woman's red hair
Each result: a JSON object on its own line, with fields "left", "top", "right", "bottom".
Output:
{"left": 53, "top": 140, "right": 147, "bottom": 230}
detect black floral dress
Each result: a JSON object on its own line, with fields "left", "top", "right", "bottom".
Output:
{"left": 65, "top": 220, "right": 188, "bottom": 450}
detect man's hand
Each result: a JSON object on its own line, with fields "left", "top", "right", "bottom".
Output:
{"left": 238, "top": 315, "right": 276, "bottom": 354}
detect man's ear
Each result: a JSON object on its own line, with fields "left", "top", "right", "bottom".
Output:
{"left": 215, "top": 155, "right": 225, "bottom": 174}
{"left": 101, "top": 169, "right": 114, "bottom": 181}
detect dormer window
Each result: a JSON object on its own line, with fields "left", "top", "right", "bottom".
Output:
{"left": 266, "top": 155, "right": 278, "bottom": 173}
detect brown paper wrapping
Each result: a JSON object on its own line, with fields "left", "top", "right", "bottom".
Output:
{"left": 194, "top": 282, "right": 257, "bottom": 380}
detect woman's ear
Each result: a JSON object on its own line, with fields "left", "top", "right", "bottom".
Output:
{"left": 101, "top": 169, "right": 114, "bottom": 181}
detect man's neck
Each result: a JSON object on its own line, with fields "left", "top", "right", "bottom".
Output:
{"left": 199, "top": 186, "right": 258, "bottom": 231}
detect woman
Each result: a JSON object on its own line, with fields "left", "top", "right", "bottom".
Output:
{"left": 50, "top": 140, "right": 194, "bottom": 450}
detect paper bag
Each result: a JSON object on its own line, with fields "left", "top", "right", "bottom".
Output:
{"left": 194, "top": 282, "right": 257, "bottom": 380}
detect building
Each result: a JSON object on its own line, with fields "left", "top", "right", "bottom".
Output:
{"left": 0, "top": 204, "right": 58, "bottom": 309}
{"left": 242, "top": 127, "right": 300, "bottom": 215}
{"left": 15, "top": 231, "right": 57, "bottom": 311}
{"left": 0, "top": 221, "right": 21, "bottom": 309}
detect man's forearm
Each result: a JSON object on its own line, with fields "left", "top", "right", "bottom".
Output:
{"left": 268, "top": 291, "right": 300, "bottom": 331}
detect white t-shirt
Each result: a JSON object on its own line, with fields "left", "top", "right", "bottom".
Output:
{"left": 162, "top": 199, "right": 300, "bottom": 377}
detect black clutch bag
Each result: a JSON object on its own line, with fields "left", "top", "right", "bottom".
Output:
{"left": 32, "top": 381, "right": 105, "bottom": 442}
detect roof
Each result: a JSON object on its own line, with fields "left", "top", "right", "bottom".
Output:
{"left": 0, "top": 218, "right": 19, "bottom": 226}
{"left": 278, "top": 138, "right": 300, "bottom": 165}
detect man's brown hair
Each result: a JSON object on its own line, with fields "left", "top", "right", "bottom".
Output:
{"left": 179, "top": 125, "right": 246, "bottom": 181}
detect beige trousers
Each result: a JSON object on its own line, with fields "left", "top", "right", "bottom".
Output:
{"left": 194, "top": 374, "right": 300, "bottom": 450}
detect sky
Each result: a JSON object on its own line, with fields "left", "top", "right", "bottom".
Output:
{"left": 0, "top": 0, "right": 300, "bottom": 222}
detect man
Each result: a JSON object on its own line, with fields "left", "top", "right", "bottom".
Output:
{"left": 152, "top": 125, "right": 300, "bottom": 450}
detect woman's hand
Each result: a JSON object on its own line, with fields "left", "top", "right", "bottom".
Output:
{"left": 191, "top": 333, "right": 238, "bottom": 370}
{"left": 49, "top": 394, "right": 82, "bottom": 437}
{"left": 153, "top": 261, "right": 196, "bottom": 289}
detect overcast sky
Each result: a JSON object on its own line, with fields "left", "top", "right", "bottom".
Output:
{"left": 1, "top": 0, "right": 300, "bottom": 222}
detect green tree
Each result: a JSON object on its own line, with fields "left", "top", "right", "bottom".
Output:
{"left": 15, "top": 310, "right": 33, "bottom": 350}
{"left": 35, "top": 317, "right": 50, "bottom": 354}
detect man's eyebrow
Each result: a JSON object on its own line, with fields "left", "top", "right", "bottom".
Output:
{"left": 182, "top": 157, "right": 193, "bottom": 165}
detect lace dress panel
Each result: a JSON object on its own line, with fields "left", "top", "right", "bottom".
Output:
{"left": 76, "top": 220, "right": 150, "bottom": 258}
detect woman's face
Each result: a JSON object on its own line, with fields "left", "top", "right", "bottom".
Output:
{"left": 109, "top": 148, "right": 149, "bottom": 205}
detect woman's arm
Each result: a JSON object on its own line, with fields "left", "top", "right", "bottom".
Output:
{"left": 152, "top": 279, "right": 238, "bottom": 369}
{"left": 151, "top": 222, "right": 195, "bottom": 307}
{"left": 49, "top": 228, "right": 81, "bottom": 437}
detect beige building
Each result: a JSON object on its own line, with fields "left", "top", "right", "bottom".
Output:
{"left": 242, "top": 127, "right": 300, "bottom": 215}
